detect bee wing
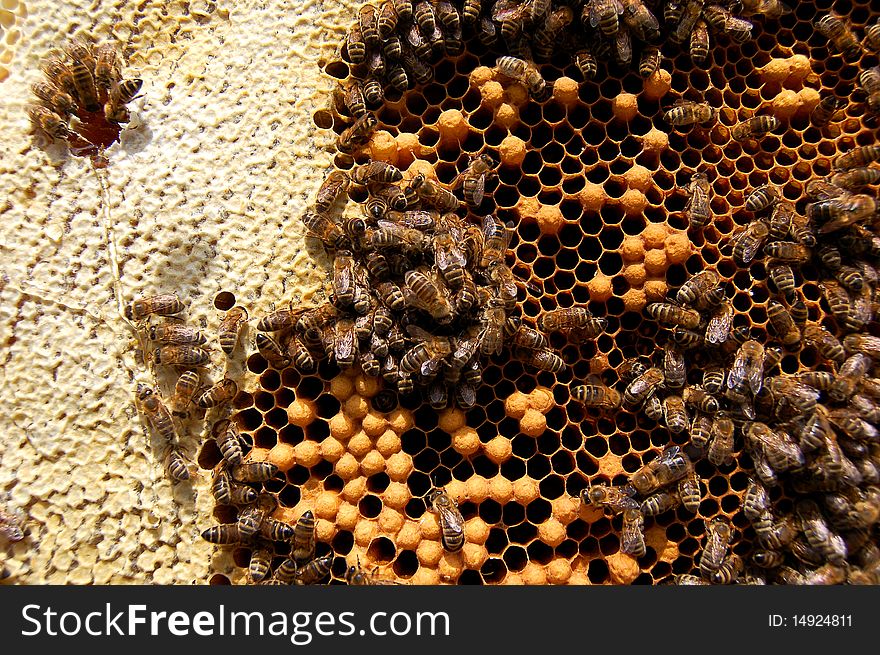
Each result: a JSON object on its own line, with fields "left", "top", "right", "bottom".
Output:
{"left": 438, "top": 503, "right": 465, "bottom": 535}
{"left": 470, "top": 173, "right": 487, "bottom": 205}
{"left": 705, "top": 302, "right": 733, "bottom": 344}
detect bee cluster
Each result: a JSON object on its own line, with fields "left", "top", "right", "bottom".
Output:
{"left": 127, "top": 293, "right": 248, "bottom": 483}
{"left": 577, "top": 174, "right": 880, "bottom": 584}
{"left": 331, "top": 0, "right": 783, "bottom": 97}
{"left": 29, "top": 37, "right": 142, "bottom": 165}
{"left": 269, "top": 157, "right": 603, "bottom": 413}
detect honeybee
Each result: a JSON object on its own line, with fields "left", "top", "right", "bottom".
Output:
{"left": 743, "top": 477, "right": 770, "bottom": 520}
{"left": 337, "top": 113, "right": 378, "bottom": 155}
{"left": 572, "top": 383, "right": 622, "bottom": 410}
{"left": 362, "top": 77, "right": 383, "bottom": 107}
{"left": 699, "top": 518, "right": 732, "bottom": 578}
{"left": 166, "top": 370, "right": 200, "bottom": 417}
{"left": 630, "top": 445, "right": 691, "bottom": 495}
{"left": 315, "top": 170, "right": 351, "bottom": 214}
{"left": 638, "top": 46, "right": 661, "bottom": 78}
{"left": 196, "top": 378, "right": 238, "bottom": 409}
{"left": 710, "top": 554, "right": 744, "bottom": 585}
{"left": 689, "top": 19, "right": 709, "bottom": 64}
{"left": 751, "top": 548, "right": 785, "bottom": 569}
{"left": 644, "top": 394, "right": 663, "bottom": 421}
{"left": 211, "top": 468, "right": 257, "bottom": 505}
{"left": 428, "top": 487, "right": 465, "bottom": 552}
{"left": 249, "top": 547, "right": 273, "bottom": 583}
{"left": 745, "top": 185, "right": 778, "bottom": 213}
{"left": 675, "top": 470, "right": 700, "bottom": 513}
{"left": 301, "top": 210, "right": 347, "bottom": 250}
{"left": 796, "top": 499, "right": 847, "bottom": 565}
{"left": 148, "top": 322, "right": 206, "bottom": 345}
{"left": 461, "top": 0, "right": 482, "bottom": 27}
{"left": 164, "top": 446, "right": 190, "bottom": 482}
{"left": 810, "top": 95, "right": 847, "bottom": 127}
{"left": 67, "top": 56, "right": 100, "bottom": 112}
{"left": 762, "top": 241, "right": 811, "bottom": 264}
{"left": 135, "top": 384, "right": 176, "bottom": 443}
{"left": 768, "top": 264, "right": 796, "bottom": 303}
{"left": 816, "top": 13, "right": 862, "bottom": 60}
{"left": 684, "top": 171, "right": 711, "bottom": 229}
{"left": 291, "top": 510, "right": 317, "bottom": 565}
{"left": 576, "top": 48, "right": 598, "bottom": 79}
{"left": 707, "top": 415, "right": 735, "bottom": 467}
{"left": 621, "top": 508, "right": 646, "bottom": 558}
{"left": 407, "top": 174, "right": 461, "bottom": 212}
{"left": 31, "top": 81, "right": 75, "bottom": 116}
{"left": 28, "top": 105, "right": 72, "bottom": 140}
{"left": 400, "top": 327, "right": 452, "bottom": 376}
{"left": 724, "top": 16, "right": 754, "bottom": 43}
{"left": 670, "top": 0, "right": 703, "bottom": 44}
{"left": 831, "top": 167, "right": 880, "bottom": 189}
{"left": 586, "top": 0, "right": 623, "bottom": 37}
{"left": 218, "top": 306, "right": 248, "bottom": 355}
{"left": 345, "top": 558, "right": 401, "bottom": 585}
{"left": 294, "top": 554, "right": 334, "bottom": 585}
{"left": 754, "top": 511, "right": 796, "bottom": 548}
{"left": 403, "top": 270, "right": 453, "bottom": 324}
{"left": 93, "top": 42, "right": 119, "bottom": 90}
{"left": 580, "top": 484, "right": 639, "bottom": 513}
{"left": 496, "top": 55, "right": 548, "bottom": 100}
{"left": 674, "top": 574, "right": 709, "bottom": 586}
{"left": 728, "top": 220, "right": 769, "bottom": 264}
{"left": 690, "top": 413, "right": 713, "bottom": 451}
{"left": 645, "top": 302, "right": 701, "bottom": 329}
{"left": 231, "top": 461, "right": 279, "bottom": 483}
{"left": 662, "top": 395, "right": 689, "bottom": 434}
{"left": 765, "top": 300, "right": 800, "bottom": 347}
{"left": 41, "top": 57, "right": 78, "bottom": 98}
{"left": 533, "top": 6, "right": 574, "bottom": 60}
{"left": 535, "top": 307, "right": 594, "bottom": 334}
{"left": 201, "top": 523, "right": 241, "bottom": 544}
{"left": 623, "top": 366, "right": 665, "bottom": 408}
{"left": 676, "top": 271, "right": 719, "bottom": 309}
{"left": 731, "top": 115, "right": 781, "bottom": 141}
{"left": 745, "top": 421, "right": 804, "bottom": 472}
{"left": 663, "top": 100, "right": 716, "bottom": 127}
{"left": 110, "top": 78, "right": 142, "bottom": 105}
{"left": 705, "top": 301, "right": 734, "bottom": 345}
{"left": 451, "top": 154, "right": 497, "bottom": 207}
{"left": 618, "top": 357, "right": 648, "bottom": 383}
{"left": 516, "top": 347, "right": 565, "bottom": 374}
{"left": 819, "top": 280, "right": 854, "bottom": 328}
{"left": 614, "top": 26, "right": 632, "bottom": 65}
{"left": 661, "top": 346, "right": 685, "bottom": 389}
{"left": 682, "top": 385, "right": 719, "bottom": 414}
{"left": 793, "top": 371, "right": 835, "bottom": 393}
{"left": 830, "top": 353, "right": 871, "bottom": 403}
{"left": 215, "top": 420, "right": 244, "bottom": 465}
{"left": 727, "top": 339, "right": 765, "bottom": 395}
{"left": 375, "top": 281, "right": 406, "bottom": 313}
{"left": 154, "top": 345, "right": 211, "bottom": 367}
{"left": 833, "top": 145, "right": 880, "bottom": 171}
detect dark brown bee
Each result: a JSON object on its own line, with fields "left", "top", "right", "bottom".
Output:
{"left": 571, "top": 383, "right": 622, "bottom": 410}
{"left": 638, "top": 46, "right": 661, "bottom": 78}
{"left": 93, "top": 42, "right": 119, "bottom": 90}
{"left": 816, "top": 13, "right": 862, "bottom": 60}
{"left": 218, "top": 306, "right": 248, "bottom": 355}
{"left": 645, "top": 302, "right": 701, "bottom": 329}
{"left": 684, "top": 171, "right": 711, "bottom": 229}
{"left": 362, "top": 77, "right": 384, "bottom": 107}
{"left": 231, "top": 461, "right": 279, "bottom": 483}
{"left": 705, "top": 301, "right": 734, "bottom": 345}
{"left": 833, "top": 265, "right": 865, "bottom": 292}
{"left": 154, "top": 345, "right": 210, "bottom": 367}
{"left": 830, "top": 167, "right": 880, "bottom": 189}
{"left": 663, "top": 395, "right": 689, "bottom": 434}
{"left": 496, "top": 55, "right": 548, "bottom": 100}
{"left": 538, "top": 306, "right": 595, "bottom": 332}
{"left": 404, "top": 270, "right": 453, "bottom": 323}
{"left": 682, "top": 385, "right": 719, "bottom": 414}
{"left": 201, "top": 523, "right": 241, "bottom": 544}
{"left": 804, "top": 324, "right": 846, "bottom": 368}
{"left": 255, "top": 333, "right": 291, "bottom": 369}
{"left": 576, "top": 48, "right": 598, "bottom": 79}
{"left": 479, "top": 214, "right": 511, "bottom": 269}
{"left": 834, "top": 145, "right": 880, "bottom": 171}
{"left": 699, "top": 518, "right": 732, "bottom": 578}
{"left": 407, "top": 174, "right": 460, "bottom": 211}
{"left": 664, "top": 100, "right": 715, "bottom": 127}
{"left": 533, "top": 6, "right": 574, "bottom": 61}
{"left": 215, "top": 420, "right": 244, "bottom": 465}
{"left": 767, "top": 300, "right": 801, "bottom": 347}
{"left": 301, "top": 210, "right": 347, "bottom": 250}
{"left": 125, "top": 294, "right": 184, "bottom": 322}
{"left": 337, "top": 113, "right": 378, "bottom": 155}
{"left": 810, "top": 95, "right": 847, "bottom": 127}
{"left": 352, "top": 161, "right": 403, "bottom": 185}
{"left": 588, "top": 0, "right": 623, "bottom": 37}
{"left": 196, "top": 378, "right": 238, "bottom": 409}
{"left": 148, "top": 322, "right": 206, "bottom": 345}
{"left": 690, "top": 413, "right": 713, "bottom": 450}
{"left": 248, "top": 547, "right": 273, "bottom": 583}
{"left": 315, "top": 169, "right": 351, "bottom": 213}
{"left": 689, "top": 19, "right": 709, "bottom": 63}
{"left": 620, "top": 507, "right": 646, "bottom": 557}
{"left": 707, "top": 416, "right": 735, "bottom": 467}
{"left": 624, "top": 367, "right": 665, "bottom": 408}
{"left": 768, "top": 263, "right": 797, "bottom": 303}
{"left": 729, "top": 221, "right": 769, "bottom": 264}
{"left": 614, "top": 26, "right": 632, "bottom": 65}
{"left": 745, "top": 185, "right": 778, "bottom": 213}
{"left": 451, "top": 154, "right": 497, "bottom": 207}
{"left": 515, "top": 347, "right": 565, "bottom": 374}
{"left": 631, "top": 446, "right": 691, "bottom": 496}
{"left": 831, "top": 353, "right": 871, "bottom": 403}
{"left": 168, "top": 370, "right": 200, "bottom": 417}
{"left": 731, "top": 115, "right": 781, "bottom": 141}
{"left": 111, "top": 78, "right": 143, "bottom": 104}
{"left": 294, "top": 554, "right": 334, "bottom": 585}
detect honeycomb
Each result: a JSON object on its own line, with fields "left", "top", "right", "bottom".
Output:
{"left": 193, "top": 1, "right": 880, "bottom": 585}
